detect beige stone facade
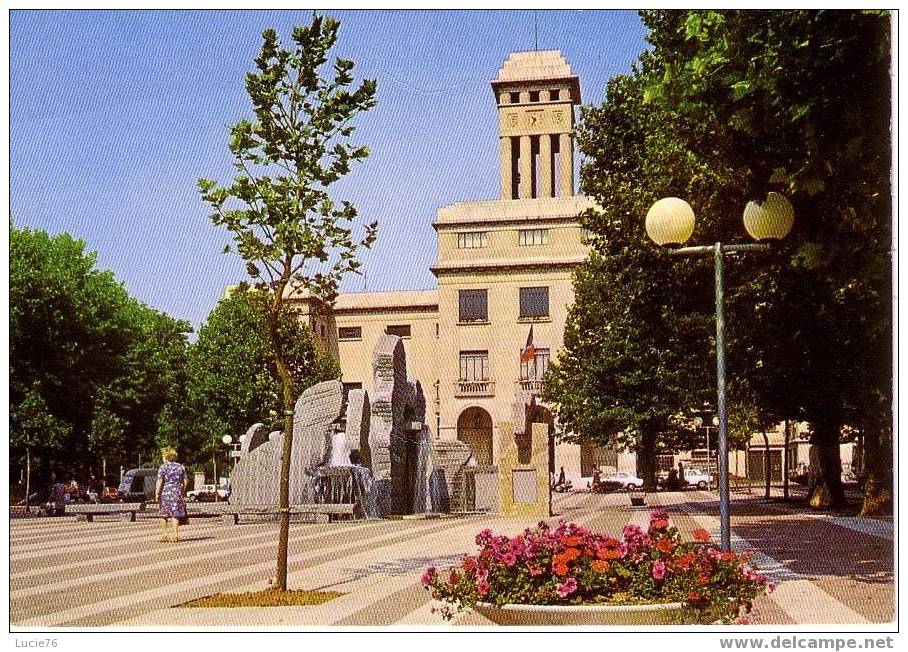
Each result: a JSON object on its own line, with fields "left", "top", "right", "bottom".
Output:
{"left": 290, "top": 51, "right": 601, "bottom": 482}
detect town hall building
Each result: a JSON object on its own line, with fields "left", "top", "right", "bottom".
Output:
{"left": 291, "top": 50, "right": 622, "bottom": 483}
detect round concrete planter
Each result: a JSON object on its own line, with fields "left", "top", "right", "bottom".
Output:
{"left": 472, "top": 601, "right": 687, "bottom": 626}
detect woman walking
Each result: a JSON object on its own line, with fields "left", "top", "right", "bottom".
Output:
{"left": 155, "top": 448, "right": 188, "bottom": 542}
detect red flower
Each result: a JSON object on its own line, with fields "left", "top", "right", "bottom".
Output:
{"left": 553, "top": 562, "right": 570, "bottom": 576}
{"left": 692, "top": 528, "right": 711, "bottom": 542}
{"left": 655, "top": 538, "right": 675, "bottom": 554}
{"left": 591, "top": 560, "right": 610, "bottom": 573}
{"left": 674, "top": 553, "right": 695, "bottom": 570}
{"left": 651, "top": 519, "right": 670, "bottom": 531}
{"left": 561, "top": 535, "right": 584, "bottom": 547}
{"left": 719, "top": 551, "right": 737, "bottom": 563}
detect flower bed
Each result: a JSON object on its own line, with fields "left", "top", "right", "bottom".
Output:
{"left": 421, "top": 511, "right": 773, "bottom": 624}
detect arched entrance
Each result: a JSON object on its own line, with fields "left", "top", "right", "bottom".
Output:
{"left": 457, "top": 407, "right": 493, "bottom": 466}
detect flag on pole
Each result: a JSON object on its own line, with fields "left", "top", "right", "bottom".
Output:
{"left": 520, "top": 324, "right": 536, "bottom": 363}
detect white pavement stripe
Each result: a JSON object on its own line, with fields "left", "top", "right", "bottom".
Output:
{"left": 827, "top": 516, "right": 893, "bottom": 540}
{"left": 11, "top": 520, "right": 223, "bottom": 546}
{"left": 15, "top": 519, "right": 452, "bottom": 626}
{"left": 731, "top": 500, "right": 893, "bottom": 541}
{"left": 10, "top": 522, "right": 303, "bottom": 581}
{"left": 11, "top": 520, "right": 383, "bottom": 600}
{"left": 677, "top": 505, "right": 869, "bottom": 624}
{"left": 10, "top": 522, "right": 222, "bottom": 559}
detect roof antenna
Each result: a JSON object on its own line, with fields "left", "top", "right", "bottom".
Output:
{"left": 534, "top": 11, "right": 538, "bottom": 51}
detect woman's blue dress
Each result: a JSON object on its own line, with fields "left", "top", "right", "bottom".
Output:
{"left": 157, "top": 461, "right": 187, "bottom": 518}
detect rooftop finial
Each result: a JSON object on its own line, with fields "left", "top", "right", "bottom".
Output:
{"left": 534, "top": 11, "right": 538, "bottom": 51}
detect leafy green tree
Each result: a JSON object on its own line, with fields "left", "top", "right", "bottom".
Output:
{"left": 545, "top": 67, "right": 759, "bottom": 488}
{"left": 550, "top": 10, "right": 891, "bottom": 512}
{"left": 182, "top": 287, "right": 338, "bottom": 471}
{"left": 640, "top": 10, "right": 892, "bottom": 511}
{"left": 198, "top": 16, "right": 377, "bottom": 590}
{"left": 10, "top": 222, "right": 191, "bottom": 484}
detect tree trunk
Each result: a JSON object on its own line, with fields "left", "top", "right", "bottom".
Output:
{"left": 635, "top": 425, "right": 659, "bottom": 491}
{"left": 807, "top": 419, "right": 846, "bottom": 509}
{"left": 25, "top": 447, "right": 31, "bottom": 510}
{"left": 270, "top": 278, "right": 296, "bottom": 593}
{"left": 782, "top": 420, "right": 790, "bottom": 501}
{"left": 761, "top": 429, "right": 771, "bottom": 499}
{"left": 860, "top": 420, "right": 892, "bottom": 517}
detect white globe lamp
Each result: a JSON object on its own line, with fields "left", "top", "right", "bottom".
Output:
{"left": 645, "top": 197, "right": 696, "bottom": 246}
{"left": 743, "top": 192, "right": 795, "bottom": 241}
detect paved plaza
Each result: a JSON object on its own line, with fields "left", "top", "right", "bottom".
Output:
{"left": 10, "top": 492, "right": 893, "bottom": 628}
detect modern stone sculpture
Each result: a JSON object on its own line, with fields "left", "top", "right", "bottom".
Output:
{"left": 345, "top": 388, "right": 370, "bottom": 465}
{"left": 229, "top": 335, "right": 452, "bottom": 518}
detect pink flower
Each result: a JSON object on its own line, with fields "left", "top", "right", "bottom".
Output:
{"left": 734, "top": 614, "right": 753, "bottom": 625}
{"left": 475, "top": 529, "right": 494, "bottom": 546}
{"left": 476, "top": 578, "right": 490, "bottom": 596}
{"left": 766, "top": 581, "right": 776, "bottom": 594}
{"left": 529, "top": 564, "right": 544, "bottom": 576}
{"left": 420, "top": 566, "right": 436, "bottom": 588}
{"left": 501, "top": 552, "right": 518, "bottom": 567}
{"left": 555, "top": 577, "right": 578, "bottom": 597}
{"left": 652, "top": 560, "right": 666, "bottom": 581}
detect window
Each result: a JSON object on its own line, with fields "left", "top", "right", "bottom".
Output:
{"left": 338, "top": 326, "right": 362, "bottom": 341}
{"left": 510, "top": 92, "right": 520, "bottom": 104}
{"left": 520, "top": 348, "right": 550, "bottom": 380}
{"left": 459, "top": 289, "right": 488, "bottom": 322}
{"left": 386, "top": 324, "right": 411, "bottom": 338}
{"left": 459, "top": 351, "right": 490, "bottom": 381}
{"left": 457, "top": 231, "right": 487, "bottom": 249}
{"left": 518, "top": 228, "right": 548, "bottom": 246}
{"left": 529, "top": 90, "right": 540, "bottom": 103}
{"left": 519, "top": 287, "right": 549, "bottom": 319}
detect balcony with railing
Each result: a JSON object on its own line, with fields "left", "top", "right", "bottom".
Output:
{"left": 517, "top": 379, "right": 545, "bottom": 393}
{"left": 454, "top": 380, "right": 495, "bottom": 397}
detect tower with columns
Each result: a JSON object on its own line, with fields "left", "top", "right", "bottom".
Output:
{"left": 491, "top": 50, "right": 582, "bottom": 201}
{"left": 290, "top": 50, "right": 616, "bottom": 487}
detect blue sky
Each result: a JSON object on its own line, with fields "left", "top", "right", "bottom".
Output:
{"left": 10, "top": 9, "right": 649, "bottom": 329}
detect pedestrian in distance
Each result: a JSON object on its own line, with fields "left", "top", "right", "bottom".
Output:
{"left": 155, "top": 447, "right": 188, "bottom": 543}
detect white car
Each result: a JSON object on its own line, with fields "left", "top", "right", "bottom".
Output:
{"left": 186, "top": 484, "right": 230, "bottom": 502}
{"left": 682, "top": 469, "right": 711, "bottom": 489}
{"left": 602, "top": 471, "right": 645, "bottom": 490}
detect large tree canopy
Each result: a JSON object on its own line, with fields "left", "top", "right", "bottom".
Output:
{"left": 547, "top": 10, "right": 891, "bottom": 509}
{"left": 10, "top": 222, "right": 191, "bottom": 486}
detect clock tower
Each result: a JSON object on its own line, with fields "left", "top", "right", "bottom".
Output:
{"left": 491, "top": 50, "right": 582, "bottom": 200}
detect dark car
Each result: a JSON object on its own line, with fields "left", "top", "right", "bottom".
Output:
{"left": 117, "top": 468, "right": 159, "bottom": 502}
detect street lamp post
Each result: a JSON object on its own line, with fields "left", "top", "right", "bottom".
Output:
{"left": 692, "top": 415, "right": 720, "bottom": 491}
{"left": 220, "top": 435, "right": 235, "bottom": 501}
{"left": 646, "top": 193, "right": 794, "bottom": 551}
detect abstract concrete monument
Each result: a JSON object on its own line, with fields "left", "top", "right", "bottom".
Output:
{"left": 230, "top": 334, "right": 453, "bottom": 518}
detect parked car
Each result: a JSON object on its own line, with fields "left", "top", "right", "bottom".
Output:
{"left": 600, "top": 471, "right": 645, "bottom": 491}
{"left": 186, "top": 484, "right": 230, "bottom": 502}
{"left": 681, "top": 469, "right": 711, "bottom": 489}
{"left": 117, "top": 468, "right": 159, "bottom": 502}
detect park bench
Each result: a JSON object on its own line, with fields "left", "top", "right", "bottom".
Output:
{"left": 220, "top": 503, "right": 356, "bottom": 525}
{"left": 66, "top": 502, "right": 151, "bottom": 522}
